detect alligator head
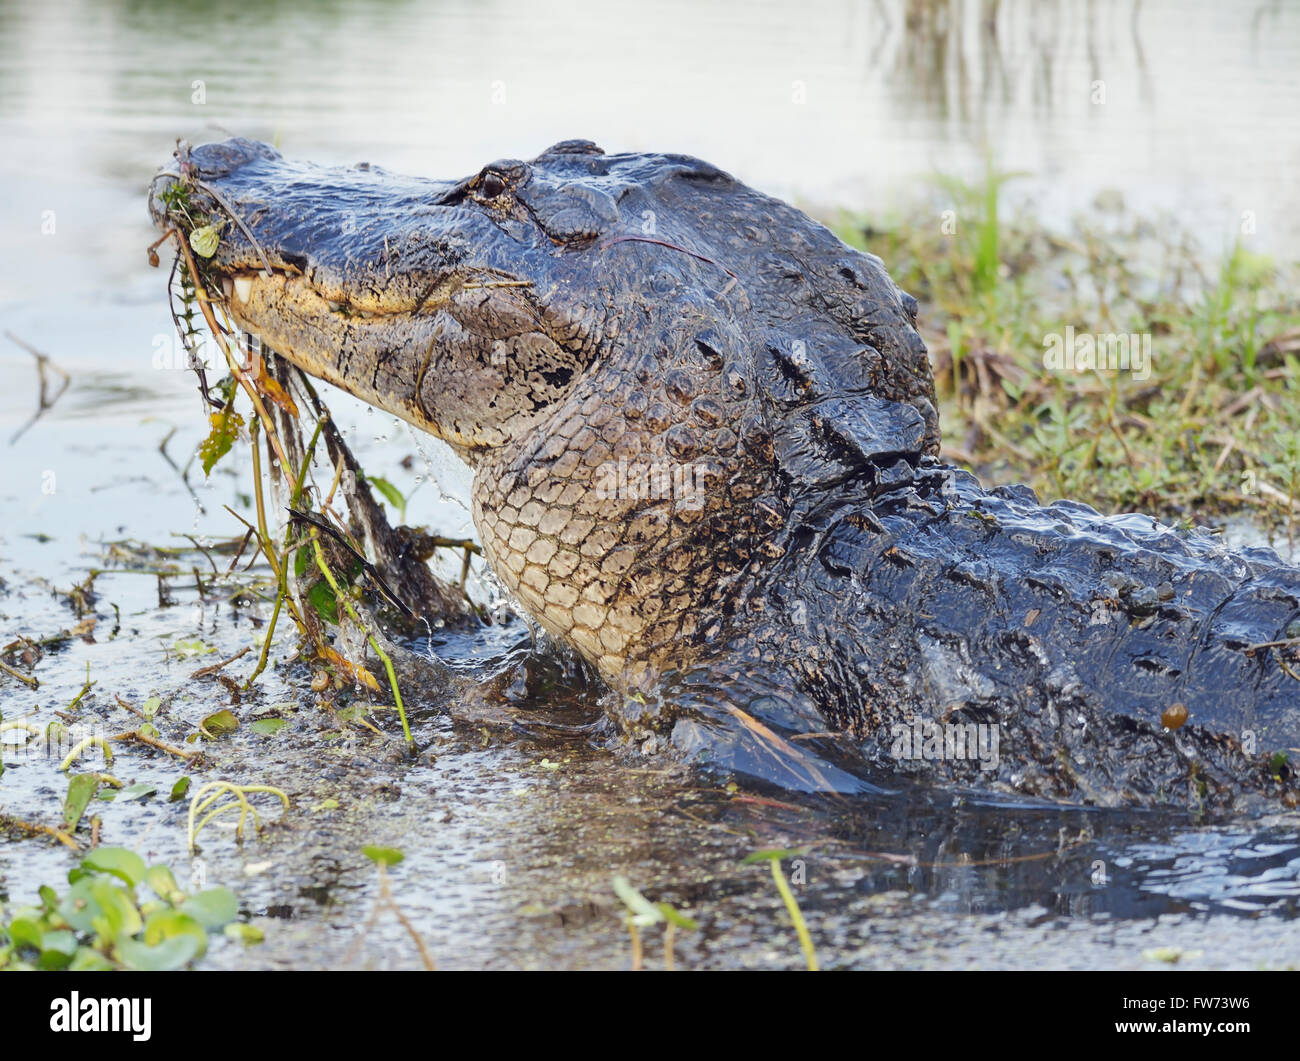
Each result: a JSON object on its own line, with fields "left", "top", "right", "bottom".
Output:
{"left": 150, "top": 138, "right": 938, "bottom": 691}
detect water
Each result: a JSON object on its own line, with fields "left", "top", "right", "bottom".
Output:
{"left": 1, "top": 0, "right": 1298, "bottom": 969}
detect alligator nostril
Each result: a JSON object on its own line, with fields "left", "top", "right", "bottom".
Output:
{"left": 540, "top": 139, "right": 605, "bottom": 157}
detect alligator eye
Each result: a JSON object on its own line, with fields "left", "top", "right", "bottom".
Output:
{"left": 479, "top": 171, "right": 507, "bottom": 199}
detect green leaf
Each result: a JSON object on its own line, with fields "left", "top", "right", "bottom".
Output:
{"left": 67, "top": 946, "right": 113, "bottom": 967}
{"left": 68, "top": 946, "right": 115, "bottom": 971}
{"left": 89, "top": 879, "right": 143, "bottom": 939}
{"left": 198, "top": 407, "right": 244, "bottom": 476}
{"left": 143, "top": 908, "right": 208, "bottom": 954}
{"left": 199, "top": 709, "right": 239, "bottom": 739}
{"left": 180, "top": 888, "right": 239, "bottom": 930}
{"left": 223, "top": 922, "right": 264, "bottom": 944}
{"left": 118, "top": 933, "right": 201, "bottom": 971}
{"left": 144, "top": 865, "right": 184, "bottom": 905}
{"left": 38, "top": 930, "right": 79, "bottom": 970}
{"left": 63, "top": 773, "right": 100, "bottom": 830}
{"left": 655, "top": 902, "right": 699, "bottom": 931}
{"left": 8, "top": 917, "right": 43, "bottom": 951}
{"left": 742, "top": 848, "right": 805, "bottom": 865}
{"left": 362, "top": 846, "right": 404, "bottom": 867}
{"left": 169, "top": 776, "right": 192, "bottom": 802}
{"left": 173, "top": 637, "right": 216, "bottom": 658}
{"left": 142, "top": 696, "right": 162, "bottom": 718}
{"left": 366, "top": 475, "right": 406, "bottom": 520}
{"left": 306, "top": 579, "right": 339, "bottom": 625}
{"left": 612, "top": 876, "right": 663, "bottom": 927}
{"left": 189, "top": 224, "right": 222, "bottom": 258}
{"left": 81, "top": 847, "right": 147, "bottom": 887}
{"left": 250, "top": 718, "right": 287, "bottom": 736}
{"left": 117, "top": 782, "right": 157, "bottom": 803}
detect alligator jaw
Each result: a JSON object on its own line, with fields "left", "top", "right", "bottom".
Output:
{"left": 213, "top": 268, "right": 534, "bottom": 454}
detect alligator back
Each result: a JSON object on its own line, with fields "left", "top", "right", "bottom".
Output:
{"left": 654, "top": 463, "right": 1300, "bottom": 809}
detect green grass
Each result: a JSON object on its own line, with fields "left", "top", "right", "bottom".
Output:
{"left": 830, "top": 173, "right": 1300, "bottom": 539}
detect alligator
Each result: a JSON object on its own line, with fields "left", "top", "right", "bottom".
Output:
{"left": 149, "top": 138, "right": 1300, "bottom": 811}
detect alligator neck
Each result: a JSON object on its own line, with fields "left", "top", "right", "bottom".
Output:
{"left": 470, "top": 397, "right": 780, "bottom": 690}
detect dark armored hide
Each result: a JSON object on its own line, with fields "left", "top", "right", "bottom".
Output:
{"left": 151, "top": 139, "right": 1300, "bottom": 810}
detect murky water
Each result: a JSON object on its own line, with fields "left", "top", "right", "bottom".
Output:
{"left": 1, "top": 0, "right": 1299, "bottom": 968}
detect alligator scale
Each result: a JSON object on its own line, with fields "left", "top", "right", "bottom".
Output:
{"left": 150, "top": 139, "right": 1300, "bottom": 810}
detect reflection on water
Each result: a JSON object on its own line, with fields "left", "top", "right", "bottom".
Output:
{"left": 1116, "top": 831, "right": 1300, "bottom": 914}
{"left": 2, "top": 0, "right": 1300, "bottom": 322}
{"left": 427, "top": 627, "right": 1300, "bottom": 927}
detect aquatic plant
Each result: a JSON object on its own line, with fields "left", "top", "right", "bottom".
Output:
{"left": 744, "top": 850, "right": 819, "bottom": 971}
{"left": 0, "top": 847, "right": 248, "bottom": 970}
{"left": 612, "top": 876, "right": 698, "bottom": 971}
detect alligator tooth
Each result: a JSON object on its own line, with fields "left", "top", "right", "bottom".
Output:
{"left": 221, "top": 276, "right": 233, "bottom": 300}
{"left": 233, "top": 276, "right": 253, "bottom": 303}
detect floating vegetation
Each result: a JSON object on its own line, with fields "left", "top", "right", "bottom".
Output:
{"left": 0, "top": 847, "right": 245, "bottom": 970}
